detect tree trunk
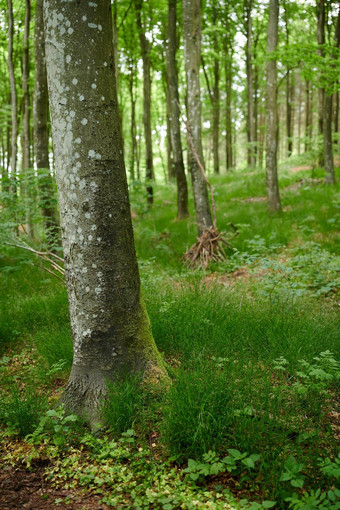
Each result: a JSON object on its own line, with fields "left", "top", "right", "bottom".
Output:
{"left": 324, "top": 6, "right": 339, "bottom": 184}
{"left": 334, "top": 90, "right": 339, "bottom": 144}
{"left": 135, "top": 0, "right": 154, "bottom": 206}
{"left": 44, "top": 0, "right": 168, "bottom": 428}
{"left": 317, "top": 0, "right": 325, "bottom": 165}
{"left": 21, "top": 0, "right": 34, "bottom": 237}
{"left": 212, "top": 2, "right": 220, "bottom": 175}
{"left": 167, "top": 0, "right": 189, "bottom": 219}
{"left": 7, "top": 0, "right": 18, "bottom": 198}
{"left": 245, "top": 0, "right": 256, "bottom": 167}
{"left": 265, "top": 0, "right": 281, "bottom": 213}
{"left": 183, "top": 0, "right": 212, "bottom": 234}
{"left": 33, "top": 0, "right": 59, "bottom": 245}
{"left": 305, "top": 79, "right": 312, "bottom": 153}
{"left": 225, "top": 54, "right": 233, "bottom": 170}
{"left": 128, "top": 61, "right": 137, "bottom": 182}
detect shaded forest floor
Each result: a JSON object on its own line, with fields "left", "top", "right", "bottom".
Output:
{"left": 0, "top": 157, "right": 340, "bottom": 509}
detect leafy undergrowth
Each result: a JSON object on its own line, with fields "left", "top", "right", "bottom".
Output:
{"left": 0, "top": 159, "right": 340, "bottom": 508}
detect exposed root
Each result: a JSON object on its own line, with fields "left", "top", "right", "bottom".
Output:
{"left": 183, "top": 226, "right": 232, "bottom": 270}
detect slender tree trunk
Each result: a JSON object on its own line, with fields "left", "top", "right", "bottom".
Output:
{"left": 334, "top": 90, "right": 339, "bottom": 144}
{"left": 7, "top": 0, "right": 18, "bottom": 199}
{"left": 297, "top": 78, "right": 302, "bottom": 155}
{"left": 167, "top": 0, "right": 188, "bottom": 218}
{"left": 245, "top": 0, "right": 256, "bottom": 167}
{"left": 164, "top": 70, "right": 175, "bottom": 181}
{"left": 21, "top": 0, "right": 35, "bottom": 237}
{"left": 265, "top": 0, "right": 281, "bottom": 213}
{"left": 324, "top": 6, "right": 339, "bottom": 184}
{"left": 128, "top": 62, "right": 137, "bottom": 182}
{"left": 212, "top": 2, "right": 220, "bottom": 174}
{"left": 183, "top": 0, "right": 212, "bottom": 234}
{"left": 34, "top": 0, "right": 59, "bottom": 245}
{"left": 305, "top": 79, "right": 312, "bottom": 153}
{"left": 44, "top": 0, "right": 168, "bottom": 428}
{"left": 317, "top": 0, "right": 325, "bottom": 165}
{"left": 225, "top": 54, "right": 233, "bottom": 170}
{"left": 135, "top": 0, "right": 154, "bottom": 205}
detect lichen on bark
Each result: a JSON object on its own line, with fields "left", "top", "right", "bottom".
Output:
{"left": 44, "top": 0, "right": 168, "bottom": 429}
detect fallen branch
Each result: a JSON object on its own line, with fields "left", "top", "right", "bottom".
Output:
{"left": 5, "top": 240, "right": 65, "bottom": 282}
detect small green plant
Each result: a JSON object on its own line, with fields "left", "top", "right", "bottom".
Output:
{"left": 286, "top": 488, "right": 340, "bottom": 509}
{"left": 279, "top": 455, "right": 305, "bottom": 489}
{"left": 27, "top": 406, "right": 79, "bottom": 447}
{"left": 319, "top": 453, "right": 340, "bottom": 479}
{"left": 183, "top": 449, "right": 261, "bottom": 483}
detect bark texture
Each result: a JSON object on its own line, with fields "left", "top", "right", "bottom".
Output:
{"left": 183, "top": 0, "right": 212, "bottom": 235}
{"left": 265, "top": 0, "right": 281, "bottom": 213}
{"left": 167, "top": 0, "right": 189, "bottom": 218}
{"left": 34, "top": 0, "right": 59, "bottom": 244}
{"left": 44, "top": 0, "right": 168, "bottom": 428}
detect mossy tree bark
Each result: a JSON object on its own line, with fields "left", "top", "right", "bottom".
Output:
{"left": 44, "top": 0, "right": 168, "bottom": 429}
{"left": 167, "top": 0, "right": 189, "bottom": 219}
{"left": 182, "top": 0, "right": 212, "bottom": 235}
{"left": 265, "top": 0, "right": 281, "bottom": 213}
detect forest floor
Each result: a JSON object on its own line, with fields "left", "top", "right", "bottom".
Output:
{"left": 0, "top": 156, "right": 340, "bottom": 509}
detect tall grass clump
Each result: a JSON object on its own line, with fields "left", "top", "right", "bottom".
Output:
{"left": 0, "top": 385, "right": 47, "bottom": 437}
{"left": 162, "top": 364, "right": 234, "bottom": 459}
{"left": 34, "top": 325, "right": 73, "bottom": 368}
{"left": 102, "top": 372, "right": 146, "bottom": 437}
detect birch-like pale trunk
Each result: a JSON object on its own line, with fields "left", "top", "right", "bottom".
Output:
{"left": 167, "top": 0, "right": 189, "bottom": 218}
{"left": 183, "top": 0, "right": 212, "bottom": 235}
{"left": 265, "top": 0, "right": 281, "bottom": 213}
{"left": 44, "top": 0, "right": 168, "bottom": 428}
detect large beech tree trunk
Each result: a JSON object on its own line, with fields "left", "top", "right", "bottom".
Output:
{"left": 183, "top": 0, "right": 212, "bottom": 235}
{"left": 44, "top": 0, "right": 168, "bottom": 428}
{"left": 135, "top": 0, "right": 154, "bottom": 205}
{"left": 167, "top": 0, "right": 189, "bottom": 218}
{"left": 265, "top": 0, "right": 281, "bottom": 213}
{"left": 34, "top": 0, "right": 59, "bottom": 244}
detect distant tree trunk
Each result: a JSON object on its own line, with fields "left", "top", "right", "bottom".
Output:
{"left": 165, "top": 82, "right": 175, "bottom": 181}
{"left": 21, "top": 0, "right": 34, "bottom": 237}
{"left": 167, "top": 0, "right": 189, "bottom": 218}
{"left": 265, "top": 0, "right": 281, "bottom": 213}
{"left": 34, "top": 0, "right": 59, "bottom": 245}
{"left": 128, "top": 61, "right": 137, "bottom": 182}
{"left": 245, "top": 0, "right": 256, "bottom": 167}
{"left": 254, "top": 37, "right": 259, "bottom": 165}
{"left": 305, "top": 79, "right": 313, "bottom": 153}
{"left": 324, "top": 6, "right": 339, "bottom": 184}
{"left": 183, "top": 0, "right": 212, "bottom": 234}
{"left": 317, "top": 0, "right": 325, "bottom": 165}
{"left": 44, "top": 0, "right": 168, "bottom": 429}
{"left": 283, "top": 1, "right": 294, "bottom": 157}
{"left": 212, "top": 1, "right": 220, "bottom": 174}
{"left": 135, "top": 0, "right": 154, "bottom": 206}
{"left": 334, "top": 90, "right": 339, "bottom": 144}
{"left": 225, "top": 54, "right": 233, "bottom": 170}
{"left": 7, "top": 0, "right": 18, "bottom": 198}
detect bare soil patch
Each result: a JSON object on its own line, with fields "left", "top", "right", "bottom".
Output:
{"left": 0, "top": 466, "right": 110, "bottom": 510}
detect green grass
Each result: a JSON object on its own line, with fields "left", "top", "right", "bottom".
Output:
{"left": 0, "top": 158, "right": 339, "bottom": 508}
